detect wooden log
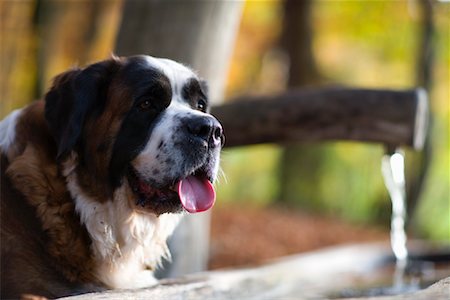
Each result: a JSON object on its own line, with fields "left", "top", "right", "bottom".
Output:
{"left": 212, "top": 87, "right": 429, "bottom": 150}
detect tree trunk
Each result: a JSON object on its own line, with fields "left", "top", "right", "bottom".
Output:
{"left": 278, "top": 0, "right": 324, "bottom": 206}
{"left": 115, "top": 0, "right": 243, "bottom": 278}
{"left": 115, "top": 0, "right": 242, "bottom": 104}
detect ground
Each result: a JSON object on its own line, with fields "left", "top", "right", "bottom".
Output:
{"left": 208, "top": 204, "right": 388, "bottom": 270}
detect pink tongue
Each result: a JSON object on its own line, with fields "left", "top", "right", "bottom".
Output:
{"left": 177, "top": 176, "right": 216, "bottom": 213}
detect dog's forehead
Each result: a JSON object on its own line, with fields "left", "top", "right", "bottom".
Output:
{"left": 141, "top": 56, "right": 197, "bottom": 102}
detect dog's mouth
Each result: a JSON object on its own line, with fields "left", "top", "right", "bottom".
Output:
{"left": 127, "top": 167, "right": 216, "bottom": 215}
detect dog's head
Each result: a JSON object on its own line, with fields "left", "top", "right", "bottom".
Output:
{"left": 45, "top": 55, "right": 223, "bottom": 216}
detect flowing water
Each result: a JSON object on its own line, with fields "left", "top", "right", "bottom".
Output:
{"left": 381, "top": 149, "right": 422, "bottom": 294}
{"left": 381, "top": 150, "right": 409, "bottom": 289}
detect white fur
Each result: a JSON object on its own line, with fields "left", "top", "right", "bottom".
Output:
{"left": 63, "top": 154, "right": 182, "bottom": 289}
{"left": 0, "top": 108, "right": 22, "bottom": 159}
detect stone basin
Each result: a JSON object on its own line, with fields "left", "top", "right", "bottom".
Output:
{"left": 60, "top": 241, "right": 450, "bottom": 300}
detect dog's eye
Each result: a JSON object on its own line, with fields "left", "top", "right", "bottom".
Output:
{"left": 197, "top": 99, "right": 207, "bottom": 112}
{"left": 139, "top": 100, "right": 152, "bottom": 110}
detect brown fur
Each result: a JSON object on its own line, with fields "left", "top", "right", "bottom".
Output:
{"left": 74, "top": 82, "right": 133, "bottom": 203}
{"left": 1, "top": 102, "right": 101, "bottom": 298}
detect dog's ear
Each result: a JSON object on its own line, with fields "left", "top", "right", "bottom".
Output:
{"left": 45, "top": 59, "right": 121, "bottom": 160}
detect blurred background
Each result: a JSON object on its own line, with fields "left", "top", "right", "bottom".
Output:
{"left": 1, "top": 0, "right": 448, "bottom": 270}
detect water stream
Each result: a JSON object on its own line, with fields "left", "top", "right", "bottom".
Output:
{"left": 381, "top": 150, "right": 408, "bottom": 288}
{"left": 381, "top": 149, "right": 420, "bottom": 293}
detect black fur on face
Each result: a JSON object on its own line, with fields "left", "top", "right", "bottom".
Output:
{"left": 182, "top": 78, "right": 209, "bottom": 113}
{"left": 109, "top": 58, "right": 173, "bottom": 188}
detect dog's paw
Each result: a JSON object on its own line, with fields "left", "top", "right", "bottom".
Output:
{"left": 131, "top": 270, "right": 159, "bottom": 288}
{"left": 20, "top": 294, "right": 48, "bottom": 300}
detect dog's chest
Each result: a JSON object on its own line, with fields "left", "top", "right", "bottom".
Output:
{"left": 65, "top": 162, "right": 182, "bottom": 288}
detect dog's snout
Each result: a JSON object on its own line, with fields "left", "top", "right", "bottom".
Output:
{"left": 186, "top": 117, "right": 223, "bottom": 148}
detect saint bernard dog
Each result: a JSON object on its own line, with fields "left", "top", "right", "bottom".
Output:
{"left": 0, "top": 55, "right": 223, "bottom": 298}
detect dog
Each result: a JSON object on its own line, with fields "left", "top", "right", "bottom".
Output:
{"left": 0, "top": 55, "right": 223, "bottom": 298}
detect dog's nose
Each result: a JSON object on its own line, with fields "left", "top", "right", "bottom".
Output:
{"left": 186, "top": 116, "right": 223, "bottom": 148}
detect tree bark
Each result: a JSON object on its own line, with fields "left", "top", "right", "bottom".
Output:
{"left": 115, "top": 0, "right": 243, "bottom": 278}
